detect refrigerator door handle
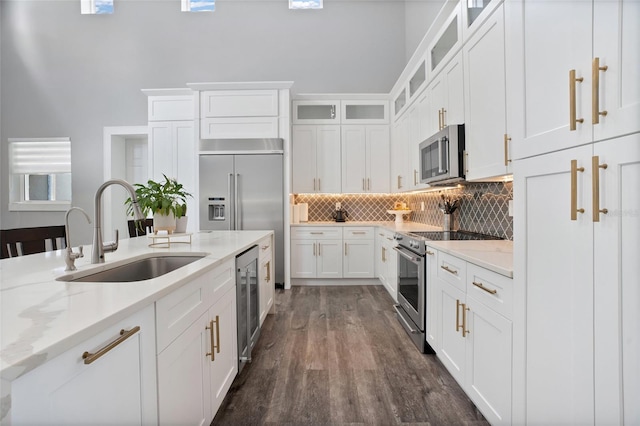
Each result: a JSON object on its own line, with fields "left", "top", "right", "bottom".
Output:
{"left": 235, "top": 173, "right": 241, "bottom": 230}
{"left": 228, "top": 173, "right": 234, "bottom": 230}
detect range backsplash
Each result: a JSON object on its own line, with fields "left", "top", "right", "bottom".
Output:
{"left": 294, "top": 181, "right": 513, "bottom": 240}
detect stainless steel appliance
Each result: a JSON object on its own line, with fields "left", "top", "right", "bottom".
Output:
{"left": 419, "top": 124, "right": 465, "bottom": 185}
{"left": 393, "top": 230, "right": 502, "bottom": 353}
{"left": 199, "top": 138, "right": 284, "bottom": 284}
{"left": 235, "top": 245, "right": 259, "bottom": 372}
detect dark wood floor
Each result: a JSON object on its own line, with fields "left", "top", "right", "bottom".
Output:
{"left": 213, "top": 285, "right": 489, "bottom": 425}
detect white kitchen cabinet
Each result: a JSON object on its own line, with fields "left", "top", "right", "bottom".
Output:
{"left": 424, "top": 246, "right": 438, "bottom": 351}
{"left": 290, "top": 227, "right": 343, "bottom": 279}
{"left": 258, "top": 234, "right": 275, "bottom": 326}
{"left": 291, "top": 125, "right": 341, "bottom": 194}
{"left": 425, "top": 51, "right": 465, "bottom": 138}
{"left": 156, "top": 259, "right": 238, "bottom": 425}
{"left": 391, "top": 114, "right": 410, "bottom": 192}
{"left": 11, "top": 304, "right": 158, "bottom": 425}
{"left": 513, "top": 133, "right": 640, "bottom": 425}
{"left": 509, "top": 0, "right": 640, "bottom": 161}
{"left": 343, "top": 227, "right": 375, "bottom": 279}
{"left": 463, "top": 3, "right": 512, "bottom": 181}
{"left": 293, "top": 100, "right": 341, "bottom": 124}
{"left": 201, "top": 90, "right": 278, "bottom": 118}
{"left": 406, "top": 105, "right": 428, "bottom": 191}
{"left": 341, "top": 125, "right": 390, "bottom": 193}
{"left": 200, "top": 117, "right": 279, "bottom": 139}
{"left": 341, "top": 100, "right": 389, "bottom": 124}
{"left": 429, "top": 7, "right": 462, "bottom": 76}
{"left": 460, "top": 0, "right": 503, "bottom": 41}
{"left": 435, "top": 251, "right": 513, "bottom": 425}
{"left": 376, "top": 228, "right": 398, "bottom": 301}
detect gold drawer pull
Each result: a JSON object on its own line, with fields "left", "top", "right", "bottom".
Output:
{"left": 82, "top": 326, "right": 140, "bottom": 365}
{"left": 426, "top": 250, "right": 435, "bottom": 256}
{"left": 206, "top": 316, "right": 220, "bottom": 361}
{"left": 261, "top": 245, "right": 269, "bottom": 250}
{"left": 569, "top": 69, "right": 584, "bottom": 131}
{"left": 472, "top": 281, "right": 498, "bottom": 295}
{"left": 265, "top": 261, "right": 271, "bottom": 282}
{"left": 351, "top": 231, "right": 367, "bottom": 235}
{"left": 456, "top": 299, "right": 462, "bottom": 332}
{"left": 441, "top": 265, "right": 458, "bottom": 275}
{"left": 592, "top": 57, "right": 608, "bottom": 124}
{"left": 462, "top": 303, "right": 470, "bottom": 337}
{"left": 310, "top": 232, "right": 324, "bottom": 235}
{"left": 570, "top": 159, "right": 585, "bottom": 220}
{"left": 592, "top": 155, "right": 608, "bottom": 222}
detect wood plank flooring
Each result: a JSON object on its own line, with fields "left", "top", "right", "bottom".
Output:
{"left": 213, "top": 285, "right": 489, "bottom": 425}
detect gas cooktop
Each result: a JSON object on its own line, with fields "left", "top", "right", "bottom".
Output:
{"left": 408, "top": 230, "right": 503, "bottom": 241}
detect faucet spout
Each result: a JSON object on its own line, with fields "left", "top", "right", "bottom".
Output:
{"left": 92, "top": 179, "right": 143, "bottom": 264}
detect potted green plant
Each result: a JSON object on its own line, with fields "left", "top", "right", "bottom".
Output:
{"left": 125, "top": 175, "right": 192, "bottom": 234}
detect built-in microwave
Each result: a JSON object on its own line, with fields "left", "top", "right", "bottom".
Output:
{"left": 419, "top": 124, "right": 465, "bottom": 185}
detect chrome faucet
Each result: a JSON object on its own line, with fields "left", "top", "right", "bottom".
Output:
{"left": 64, "top": 207, "right": 91, "bottom": 271}
{"left": 92, "top": 179, "right": 145, "bottom": 264}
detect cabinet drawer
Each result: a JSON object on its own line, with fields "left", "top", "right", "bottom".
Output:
{"left": 291, "top": 227, "right": 342, "bottom": 240}
{"left": 156, "top": 259, "right": 234, "bottom": 353}
{"left": 201, "top": 90, "right": 278, "bottom": 117}
{"left": 344, "top": 227, "right": 374, "bottom": 239}
{"left": 466, "top": 263, "right": 513, "bottom": 319}
{"left": 258, "top": 235, "right": 273, "bottom": 260}
{"left": 200, "top": 117, "right": 278, "bottom": 139}
{"left": 148, "top": 95, "right": 194, "bottom": 121}
{"left": 436, "top": 251, "right": 467, "bottom": 292}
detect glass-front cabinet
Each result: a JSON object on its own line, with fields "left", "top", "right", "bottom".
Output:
{"left": 461, "top": 0, "right": 501, "bottom": 40}
{"left": 430, "top": 7, "right": 461, "bottom": 74}
{"left": 293, "top": 100, "right": 341, "bottom": 124}
{"left": 394, "top": 89, "right": 407, "bottom": 117}
{"left": 341, "top": 100, "right": 389, "bottom": 124}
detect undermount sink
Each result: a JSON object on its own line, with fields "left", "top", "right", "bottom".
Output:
{"left": 57, "top": 253, "right": 208, "bottom": 283}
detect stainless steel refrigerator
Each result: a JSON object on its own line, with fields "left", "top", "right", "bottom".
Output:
{"left": 199, "top": 139, "right": 284, "bottom": 284}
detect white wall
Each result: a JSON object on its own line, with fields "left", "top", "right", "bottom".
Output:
{"left": 0, "top": 0, "right": 439, "bottom": 244}
{"left": 405, "top": 0, "right": 446, "bottom": 62}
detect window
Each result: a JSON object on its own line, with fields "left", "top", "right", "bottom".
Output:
{"left": 81, "top": 0, "right": 114, "bottom": 14}
{"left": 289, "top": 0, "right": 322, "bottom": 9}
{"left": 8, "top": 138, "right": 72, "bottom": 211}
{"left": 182, "top": 0, "right": 215, "bottom": 12}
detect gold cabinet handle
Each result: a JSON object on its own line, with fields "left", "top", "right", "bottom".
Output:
{"left": 351, "top": 231, "right": 367, "bottom": 235}
{"left": 397, "top": 175, "right": 402, "bottom": 189}
{"left": 592, "top": 57, "right": 608, "bottom": 124}
{"left": 83, "top": 326, "right": 140, "bottom": 365}
{"left": 438, "top": 109, "right": 443, "bottom": 130}
{"left": 426, "top": 250, "right": 435, "bottom": 256}
{"left": 368, "top": 178, "right": 371, "bottom": 191}
{"left": 462, "top": 303, "right": 470, "bottom": 337}
{"left": 310, "top": 232, "right": 324, "bottom": 235}
{"left": 344, "top": 242, "right": 348, "bottom": 256}
{"left": 318, "top": 178, "right": 321, "bottom": 192}
{"left": 456, "top": 299, "right": 462, "bottom": 333}
{"left": 318, "top": 243, "right": 321, "bottom": 256}
{"left": 504, "top": 134, "right": 512, "bottom": 166}
{"left": 442, "top": 108, "right": 447, "bottom": 129}
{"left": 261, "top": 245, "right": 269, "bottom": 251}
{"left": 571, "top": 159, "right": 586, "bottom": 220}
{"left": 313, "top": 242, "right": 316, "bottom": 256}
{"left": 569, "top": 69, "right": 584, "bottom": 131}
{"left": 363, "top": 178, "right": 366, "bottom": 191}
{"left": 206, "top": 316, "right": 220, "bottom": 361}
{"left": 382, "top": 246, "right": 386, "bottom": 262}
{"left": 414, "top": 169, "right": 418, "bottom": 186}
{"left": 441, "top": 265, "right": 458, "bottom": 275}
{"left": 472, "top": 281, "right": 498, "bottom": 295}
{"left": 265, "top": 260, "right": 271, "bottom": 282}
{"left": 464, "top": 151, "right": 469, "bottom": 174}
{"left": 313, "top": 178, "right": 316, "bottom": 191}
{"left": 592, "top": 155, "right": 608, "bottom": 222}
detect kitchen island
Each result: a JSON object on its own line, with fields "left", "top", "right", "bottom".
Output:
{"left": 0, "top": 230, "right": 272, "bottom": 425}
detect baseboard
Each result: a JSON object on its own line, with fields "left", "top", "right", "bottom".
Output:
{"left": 291, "top": 278, "right": 382, "bottom": 286}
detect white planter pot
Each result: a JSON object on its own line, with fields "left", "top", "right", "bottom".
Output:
{"left": 153, "top": 212, "right": 176, "bottom": 234}
{"left": 175, "top": 216, "right": 188, "bottom": 234}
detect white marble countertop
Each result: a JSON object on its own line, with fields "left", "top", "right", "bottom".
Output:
{"left": 291, "top": 221, "right": 513, "bottom": 277}
{"left": 0, "top": 230, "right": 272, "bottom": 383}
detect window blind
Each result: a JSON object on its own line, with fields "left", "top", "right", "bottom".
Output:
{"left": 9, "top": 138, "right": 71, "bottom": 174}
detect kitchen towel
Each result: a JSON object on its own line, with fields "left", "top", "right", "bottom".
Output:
{"left": 298, "top": 203, "right": 308, "bottom": 222}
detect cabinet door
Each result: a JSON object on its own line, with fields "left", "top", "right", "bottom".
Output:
{"left": 592, "top": 0, "right": 640, "bottom": 141}
{"left": 157, "top": 312, "right": 211, "bottom": 426}
{"left": 513, "top": 1, "right": 592, "bottom": 159}
{"left": 149, "top": 122, "right": 174, "bottom": 182}
{"left": 463, "top": 4, "right": 508, "bottom": 181}
{"left": 407, "top": 106, "right": 426, "bottom": 190}
{"left": 174, "top": 120, "right": 196, "bottom": 231}
{"left": 444, "top": 53, "right": 465, "bottom": 127}
{"left": 465, "top": 296, "right": 512, "bottom": 425}
{"left": 343, "top": 239, "right": 374, "bottom": 278}
{"left": 201, "top": 90, "right": 278, "bottom": 118}
{"left": 291, "top": 126, "right": 317, "bottom": 193}
{"left": 425, "top": 248, "right": 439, "bottom": 352}
{"left": 290, "top": 239, "right": 317, "bottom": 278}
{"left": 366, "top": 125, "right": 390, "bottom": 192}
{"left": 513, "top": 145, "right": 594, "bottom": 425}
{"left": 593, "top": 134, "right": 640, "bottom": 424}
{"left": 436, "top": 279, "right": 466, "bottom": 386}
{"left": 293, "top": 100, "right": 341, "bottom": 124}
{"left": 11, "top": 305, "right": 157, "bottom": 425}
{"left": 341, "top": 126, "right": 367, "bottom": 193}
{"left": 391, "top": 115, "right": 409, "bottom": 192}
{"left": 425, "top": 78, "right": 444, "bottom": 137}
{"left": 317, "top": 239, "right": 343, "bottom": 279}
{"left": 315, "top": 126, "right": 342, "bottom": 193}
{"left": 259, "top": 246, "right": 274, "bottom": 325}
{"left": 208, "top": 286, "right": 238, "bottom": 418}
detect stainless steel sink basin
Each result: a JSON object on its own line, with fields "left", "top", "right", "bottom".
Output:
{"left": 57, "top": 253, "right": 207, "bottom": 282}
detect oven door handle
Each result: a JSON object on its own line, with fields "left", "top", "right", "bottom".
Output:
{"left": 393, "top": 304, "right": 419, "bottom": 334}
{"left": 393, "top": 246, "right": 421, "bottom": 263}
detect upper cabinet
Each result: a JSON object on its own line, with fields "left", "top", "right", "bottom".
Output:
{"left": 429, "top": 7, "right": 462, "bottom": 76}
{"left": 200, "top": 90, "right": 279, "bottom": 139}
{"left": 509, "top": 0, "right": 640, "bottom": 160}
{"left": 409, "top": 61, "right": 427, "bottom": 99}
{"left": 293, "top": 100, "right": 341, "bottom": 124}
{"left": 463, "top": 3, "right": 512, "bottom": 181}
{"left": 394, "top": 89, "right": 407, "bottom": 117}
{"left": 461, "top": 0, "right": 502, "bottom": 41}
{"left": 341, "top": 125, "right": 390, "bottom": 193}
{"left": 341, "top": 100, "right": 389, "bottom": 124}
{"left": 291, "top": 125, "right": 342, "bottom": 194}
{"left": 425, "top": 52, "right": 465, "bottom": 138}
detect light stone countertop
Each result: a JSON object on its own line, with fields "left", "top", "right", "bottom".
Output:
{"left": 0, "top": 230, "right": 272, "bottom": 384}
{"left": 291, "top": 221, "right": 513, "bottom": 277}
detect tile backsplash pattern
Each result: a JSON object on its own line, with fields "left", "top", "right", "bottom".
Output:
{"left": 294, "top": 181, "right": 513, "bottom": 240}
